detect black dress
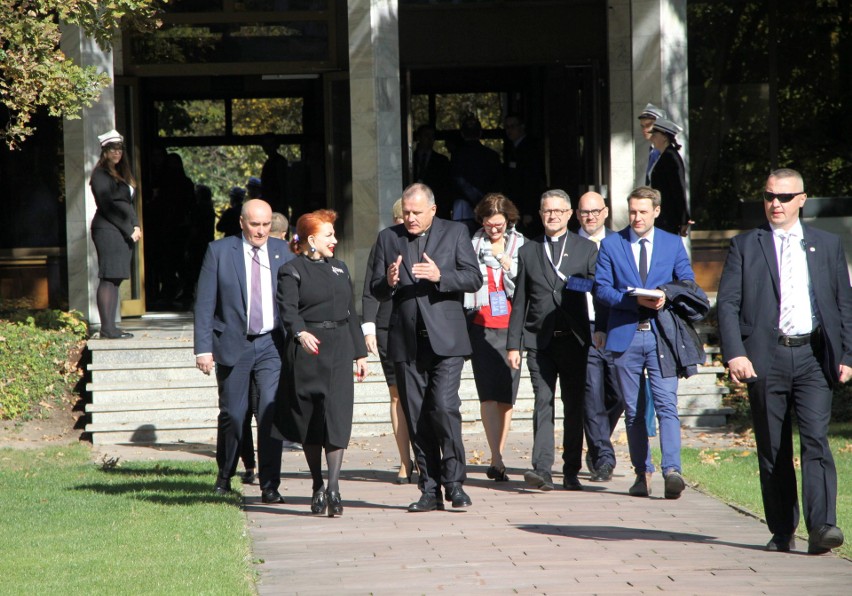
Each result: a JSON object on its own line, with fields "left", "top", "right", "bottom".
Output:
{"left": 90, "top": 167, "right": 138, "bottom": 280}
{"left": 276, "top": 255, "right": 367, "bottom": 448}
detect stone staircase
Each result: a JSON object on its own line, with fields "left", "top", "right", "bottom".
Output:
{"left": 85, "top": 316, "right": 731, "bottom": 445}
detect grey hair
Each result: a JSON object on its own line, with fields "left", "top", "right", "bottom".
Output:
{"left": 539, "top": 188, "right": 571, "bottom": 208}
{"left": 402, "top": 182, "right": 436, "bottom": 205}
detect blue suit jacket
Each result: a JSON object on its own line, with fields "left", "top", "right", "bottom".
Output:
{"left": 594, "top": 226, "right": 694, "bottom": 353}
{"left": 194, "top": 235, "right": 295, "bottom": 367}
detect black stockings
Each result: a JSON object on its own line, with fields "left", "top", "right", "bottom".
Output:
{"left": 303, "top": 444, "right": 345, "bottom": 493}
{"left": 96, "top": 278, "right": 121, "bottom": 332}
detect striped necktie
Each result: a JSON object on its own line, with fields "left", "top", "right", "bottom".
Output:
{"left": 778, "top": 232, "right": 796, "bottom": 335}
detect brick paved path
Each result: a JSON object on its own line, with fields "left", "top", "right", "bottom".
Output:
{"left": 240, "top": 431, "right": 851, "bottom": 595}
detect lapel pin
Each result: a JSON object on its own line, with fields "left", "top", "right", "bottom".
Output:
{"left": 809, "top": 246, "right": 815, "bottom": 252}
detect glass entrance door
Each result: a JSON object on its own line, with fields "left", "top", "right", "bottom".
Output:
{"left": 115, "top": 78, "right": 147, "bottom": 317}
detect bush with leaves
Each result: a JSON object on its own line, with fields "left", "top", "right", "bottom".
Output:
{"left": 0, "top": 309, "right": 87, "bottom": 421}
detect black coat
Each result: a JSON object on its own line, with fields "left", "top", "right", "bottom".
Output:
{"left": 507, "top": 232, "right": 597, "bottom": 352}
{"left": 656, "top": 280, "right": 710, "bottom": 378}
{"left": 648, "top": 145, "right": 689, "bottom": 234}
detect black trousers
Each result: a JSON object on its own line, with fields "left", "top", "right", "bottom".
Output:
{"left": 583, "top": 341, "right": 622, "bottom": 468}
{"left": 215, "top": 333, "right": 283, "bottom": 492}
{"left": 395, "top": 336, "right": 466, "bottom": 496}
{"left": 747, "top": 340, "right": 836, "bottom": 535}
{"left": 526, "top": 334, "right": 589, "bottom": 476}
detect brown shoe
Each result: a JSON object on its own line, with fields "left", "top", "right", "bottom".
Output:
{"left": 628, "top": 472, "right": 652, "bottom": 497}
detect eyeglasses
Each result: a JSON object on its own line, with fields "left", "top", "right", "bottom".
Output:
{"left": 763, "top": 191, "right": 802, "bottom": 203}
{"left": 541, "top": 208, "right": 570, "bottom": 217}
{"left": 106, "top": 144, "right": 124, "bottom": 152}
{"left": 577, "top": 208, "right": 605, "bottom": 218}
{"left": 482, "top": 220, "right": 507, "bottom": 230}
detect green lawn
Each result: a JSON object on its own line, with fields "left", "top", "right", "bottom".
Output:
{"left": 680, "top": 422, "right": 852, "bottom": 559}
{"left": 0, "top": 445, "right": 254, "bottom": 595}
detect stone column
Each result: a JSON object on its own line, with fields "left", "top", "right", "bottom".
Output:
{"left": 347, "top": 0, "right": 403, "bottom": 305}
{"left": 60, "top": 25, "right": 116, "bottom": 327}
{"left": 607, "top": 0, "right": 635, "bottom": 228}
{"left": 631, "top": 0, "right": 690, "bottom": 208}
{"left": 607, "top": 0, "right": 689, "bottom": 229}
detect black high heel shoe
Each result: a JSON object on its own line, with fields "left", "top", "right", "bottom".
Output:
{"left": 394, "top": 460, "right": 414, "bottom": 484}
{"left": 310, "top": 489, "right": 327, "bottom": 515}
{"left": 486, "top": 464, "right": 510, "bottom": 482}
{"left": 326, "top": 490, "right": 343, "bottom": 517}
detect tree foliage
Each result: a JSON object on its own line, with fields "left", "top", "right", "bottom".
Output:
{"left": 0, "top": 0, "right": 164, "bottom": 148}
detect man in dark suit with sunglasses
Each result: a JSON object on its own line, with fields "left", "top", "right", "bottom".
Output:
{"left": 717, "top": 168, "right": 852, "bottom": 555}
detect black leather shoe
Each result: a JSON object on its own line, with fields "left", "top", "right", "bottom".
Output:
{"left": 766, "top": 534, "right": 796, "bottom": 552}
{"left": 100, "top": 328, "right": 133, "bottom": 339}
{"left": 808, "top": 525, "right": 844, "bottom": 555}
{"left": 524, "top": 469, "right": 554, "bottom": 491}
{"left": 240, "top": 469, "right": 257, "bottom": 484}
{"left": 590, "top": 463, "right": 614, "bottom": 482}
{"left": 486, "top": 464, "right": 509, "bottom": 482}
{"left": 408, "top": 492, "right": 443, "bottom": 512}
{"left": 663, "top": 470, "right": 685, "bottom": 499}
{"left": 445, "top": 484, "right": 472, "bottom": 508}
{"left": 261, "top": 489, "right": 285, "bottom": 504}
{"left": 310, "top": 489, "right": 327, "bottom": 515}
{"left": 562, "top": 474, "right": 583, "bottom": 491}
{"left": 629, "top": 473, "right": 651, "bottom": 497}
{"left": 214, "top": 477, "right": 231, "bottom": 495}
{"left": 326, "top": 490, "right": 343, "bottom": 517}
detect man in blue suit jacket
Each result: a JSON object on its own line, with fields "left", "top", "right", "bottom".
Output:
{"left": 718, "top": 168, "right": 851, "bottom": 555}
{"left": 194, "top": 199, "right": 295, "bottom": 502}
{"left": 594, "top": 186, "right": 695, "bottom": 499}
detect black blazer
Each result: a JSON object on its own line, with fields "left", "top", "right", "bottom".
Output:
{"left": 648, "top": 145, "right": 689, "bottom": 234}
{"left": 507, "top": 232, "right": 597, "bottom": 352}
{"left": 370, "top": 217, "right": 482, "bottom": 360}
{"left": 717, "top": 223, "right": 852, "bottom": 385}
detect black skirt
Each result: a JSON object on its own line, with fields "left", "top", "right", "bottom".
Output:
{"left": 467, "top": 317, "right": 521, "bottom": 405}
{"left": 91, "top": 222, "right": 133, "bottom": 280}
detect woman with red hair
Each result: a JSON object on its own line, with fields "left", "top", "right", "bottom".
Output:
{"left": 275, "top": 209, "right": 368, "bottom": 517}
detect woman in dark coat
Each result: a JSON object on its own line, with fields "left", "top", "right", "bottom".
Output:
{"left": 647, "top": 118, "right": 693, "bottom": 236}
{"left": 276, "top": 209, "right": 368, "bottom": 517}
{"left": 90, "top": 129, "right": 141, "bottom": 339}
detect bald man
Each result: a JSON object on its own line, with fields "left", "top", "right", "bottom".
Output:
{"left": 194, "top": 199, "right": 295, "bottom": 502}
{"left": 575, "top": 192, "right": 619, "bottom": 480}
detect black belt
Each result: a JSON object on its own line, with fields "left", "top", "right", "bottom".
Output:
{"left": 637, "top": 321, "right": 652, "bottom": 331}
{"left": 778, "top": 331, "right": 815, "bottom": 347}
{"left": 417, "top": 329, "right": 429, "bottom": 338}
{"left": 247, "top": 333, "right": 268, "bottom": 341}
{"left": 552, "top": 330, "right": 570, "bottom": 337}
{"left": 305, "top": 319, "right": 348, "bottom": 329}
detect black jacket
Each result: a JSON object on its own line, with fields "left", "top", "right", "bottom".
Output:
{"left": 655, "top": 280, "right": 709, "bottom": 378}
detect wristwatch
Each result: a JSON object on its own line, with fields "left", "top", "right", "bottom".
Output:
{"left": 495, "top": 252, "right": 504, "bottom": 260}
{"left": 294, "top": 331, "right": 303, "bottom": 344}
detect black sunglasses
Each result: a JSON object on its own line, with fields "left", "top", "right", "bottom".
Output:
{"left": 763, "top": 191, "right": 802, "bottom": 203}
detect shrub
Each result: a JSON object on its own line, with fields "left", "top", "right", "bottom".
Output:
{"left": 0, "top": 308, "right": 87, "bottom": 421}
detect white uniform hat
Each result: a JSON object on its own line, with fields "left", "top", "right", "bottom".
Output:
{"left": 98, "top": 129, "right": 124, "bottom": 147}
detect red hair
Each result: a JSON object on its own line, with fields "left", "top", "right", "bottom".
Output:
{"left": 291, "top": 209, "right": 338, "bottom": 254}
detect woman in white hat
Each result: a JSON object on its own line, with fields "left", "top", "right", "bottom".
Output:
{"left": 647, "top": 118, "right": 693, "bottom": 236}
{"left": 90, "top": 129, "right": 142, "bottom": 339}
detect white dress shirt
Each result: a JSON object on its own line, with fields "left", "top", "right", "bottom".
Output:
{"left": 770, "top": 220, "right": 816, "bottom": 335}
{"left": 629, "top": 227, "right": 655, "bottom": 282}
{"left": 242, "top": 238, "right": 275, "bottom": 335}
